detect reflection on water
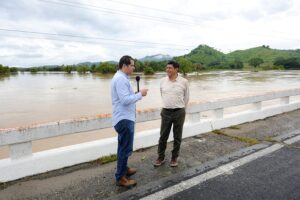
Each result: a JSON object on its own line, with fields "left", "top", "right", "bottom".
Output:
{"left": 1, "top": 70, "right": 300, "bottom": 128}
{"left": 0, "top": 73, "right": 18, "bottom": 81}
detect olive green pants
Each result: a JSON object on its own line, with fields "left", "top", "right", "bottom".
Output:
{"left": 157, "top": 108, "right": 186, "bottom": 160}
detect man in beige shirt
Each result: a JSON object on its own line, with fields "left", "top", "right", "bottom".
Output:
{"left": 153, "top": 60, "right": 189, "bottom": 167}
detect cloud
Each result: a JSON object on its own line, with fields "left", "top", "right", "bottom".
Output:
{"left": 0, "top": 0, "right": 125, "bottom": 34}
{"left": 0, "top": 0, "right": 300, "bottom": 67}
{"left": 261, "top": 0, "right": 293, "bottom": 15}
{"left": 0, "top": 53, "right": 43, "bottom": 58}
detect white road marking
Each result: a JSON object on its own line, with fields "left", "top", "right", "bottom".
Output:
{"left": 142, "top": 134, "right": 300, "bottom": 200}
{"left": 284, "top": 134, "right": 300, "bottom": 145}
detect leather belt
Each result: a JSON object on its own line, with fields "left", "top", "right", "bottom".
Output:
{"left": 163, "top": 108, "right": 183, "bottom": 112}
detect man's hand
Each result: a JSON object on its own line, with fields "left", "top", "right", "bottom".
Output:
{"left": 140, "top": 88, "right": 148, "bottom": 96}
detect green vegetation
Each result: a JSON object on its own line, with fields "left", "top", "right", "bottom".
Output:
{"left": 273, "top": 57, "right": 300, "bottom": 69}
{"left": 63, "top": 65, "right": 74, "bottom": 74}
{"left": 248, "top": 57, "right": 264, "bottom": 68}
{"left": 177, "top": 45, "right": 226, "bottom": 68}
{"left": 228, "top": 125, "right": 240, "bottom": 130}
{"left": 227, "top": 45, "right": 300, "bottom": 64}
{"left": 264, "top": 136, "right": 279, "bottom": 143}
{"left": 134, "top": 59, "right": 145, "bottom": 72}
{"left": 2, "top": 44, "right": 300, "bottom": 75}
{"left": 232, "top": 135, "right": 260, "bottom": 145}
{"left": 9, "top": 67, "right": 18, "bottom": 73}
{"left": 178, "top": 57, "right": 193, "bottom": 75}
{"left": 0, "top": 64, "right": 18, "bottom": 75}
{"left": 179, "top": 45, "right": 300, "bottom": 71}
{"left": 94, "top": 62, "right": 116, "bottom": 73}
{"left": 77, "top": 65, "right": 89, "bottom": 74}
{"left": 94, "top": 154, "right": 117, "bottom": 164}
{"left": 142, "top": 60, "right": 168, "bottom": 72}
{"left": 30, "top": 68, "right": 38, "bottom": 73}
{"left": 0, "top": 64, "right": 10, "bottom": 75}
{"left": 212, "top": 129, "right": 259, "bottom": 146}
{"left": 144, "top": 66, "right": 154, "bottom": 75}
{"left": 228, "top": 59, "right": 244, "bottom": 69}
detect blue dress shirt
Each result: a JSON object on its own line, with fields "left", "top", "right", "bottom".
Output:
{"left": 111, "top": 70, "right": 142, "bottom": 126}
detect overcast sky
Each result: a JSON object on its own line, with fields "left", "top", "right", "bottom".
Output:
{"left": 1, "top": 0, "right": 300, "bottom": 67}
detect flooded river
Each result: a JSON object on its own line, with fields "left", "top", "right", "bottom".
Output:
{"left": 1, "top": 70, "right": 300, "bottom": 129}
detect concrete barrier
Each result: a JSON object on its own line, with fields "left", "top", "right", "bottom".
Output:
{"left": 0, "top": 88, "right": 300, "bottom": 182}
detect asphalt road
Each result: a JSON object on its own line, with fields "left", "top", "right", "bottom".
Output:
{"left": 166, "top": 141, "right": 300, "bottom": 200}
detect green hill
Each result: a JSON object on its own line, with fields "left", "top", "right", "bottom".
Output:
{"left": 177, "top": 45, "right": 300, "bottom": 69}
{"left": 227, "top": 46, "right": 300, "bottom": 64}
{"left": 177, "top": 45, "right": 226, "bottom": 67}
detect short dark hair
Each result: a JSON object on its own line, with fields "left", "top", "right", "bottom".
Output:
{"left": 167, "top": 60, "right": 180, "bottom": 69}
{"left": 119, "top": 55, "right": 134, "bottom": 69}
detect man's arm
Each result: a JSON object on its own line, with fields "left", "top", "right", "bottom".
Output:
{"left": 115, "top": 78, "right": 142, "bottom": 106}
{"left": 184, "top": 81, "right": 190, "bottom": 108}
{"left": 160, "top": 79, "right": 163, "bottom": 97}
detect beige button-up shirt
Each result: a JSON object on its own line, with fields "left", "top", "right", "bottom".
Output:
{"left": 160, "top": 75, "right": 189, "bottom": 109}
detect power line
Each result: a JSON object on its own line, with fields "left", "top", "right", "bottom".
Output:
{"left": 104, "top": 0, "right": 199, "bottom": 19}
{"left": 0, "top": 28, "right": 194, "bottom": 48}
{"left": 39, "top": 0, "right": 300, "bottom": 42}
{"left": 0, "top": 33, "right": 190, "bottom": 51}
{"left": 38, "top": 0, "right": 202, "bottom": 26}
{"left": 104, "top": 0, "right": 300, "bottom": 40}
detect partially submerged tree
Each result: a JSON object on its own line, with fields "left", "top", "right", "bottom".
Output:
{"left": 248, "top": 57, "right": 264, "bottom": 68}
{"left": 177, "top": 57, "right": 193, "bottom": 76}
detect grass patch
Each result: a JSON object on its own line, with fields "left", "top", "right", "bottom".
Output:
{"left": 212, "top": 129, "right": 259, "bottom": 146}
{"left": 136, "top": 147, "right": 151, "bottom": 152}
{"left": 228, "top": 125, "right": 240, "bottom": 130}
{"left": 212, "top": 129, "right": 225, "bottom": 135}
{"left": 264, "top": 136, "right": 279, "bottom": 143}
{"left": 231, "top": 135, "right": 259, "bottom": 146}
{"left": 95, "top": 154, "right": 117, "bottom": 165}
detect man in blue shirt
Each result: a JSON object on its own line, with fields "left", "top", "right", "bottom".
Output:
{"left": 111, "top": 55, "right": 148, "bottom": 188}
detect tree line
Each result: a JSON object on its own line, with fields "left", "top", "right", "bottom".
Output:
{"left": 1, "top": 56, "right": 300, "bottom": 76}
{"left": 0, "top": 64, "right": 18, "bottom": 75}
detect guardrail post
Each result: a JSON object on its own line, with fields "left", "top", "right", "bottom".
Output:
{"left": 188, "top": 112, "right": 200, "bottom": 123}
{"left": 9, "top": 142, "right": 32, "bottom": 159}
{"left": 252, "top": 101, "right": 262, "bottom": 111}
{"left": 280, "top": 96, "right": 290, "bottom": 105}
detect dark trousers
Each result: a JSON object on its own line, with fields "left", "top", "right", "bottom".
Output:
{"left": 114, "top": 119, "right": 134, "bottom": 181}
{"left": 158, "top": 108, "right": 186, "bottom": 160}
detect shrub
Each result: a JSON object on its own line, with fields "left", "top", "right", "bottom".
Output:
{"left": 144, "top": 66, "right": 154, "bottom": 75}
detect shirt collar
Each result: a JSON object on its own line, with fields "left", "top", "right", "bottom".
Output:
{"left": 168, "top": 73, "right": 179, "bottom": 82}
{"left": 118, "top": 70, "right": 129, "bottom": 79}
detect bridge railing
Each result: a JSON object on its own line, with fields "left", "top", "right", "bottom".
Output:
{"left": 0, "top": 88, "right": 300, "bottom": 182}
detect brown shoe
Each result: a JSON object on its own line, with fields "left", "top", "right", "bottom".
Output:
{"left": 170, "top": 158, "right": 178, "bottom": 167}
{"left": 116, "top": 176, "right": 137, "bottom": 188}
{"left": 153, "top": 158, "right": 165, "bottom": 167}
{"left": 127, "top": 167, "right": 137, "bottom": 176}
